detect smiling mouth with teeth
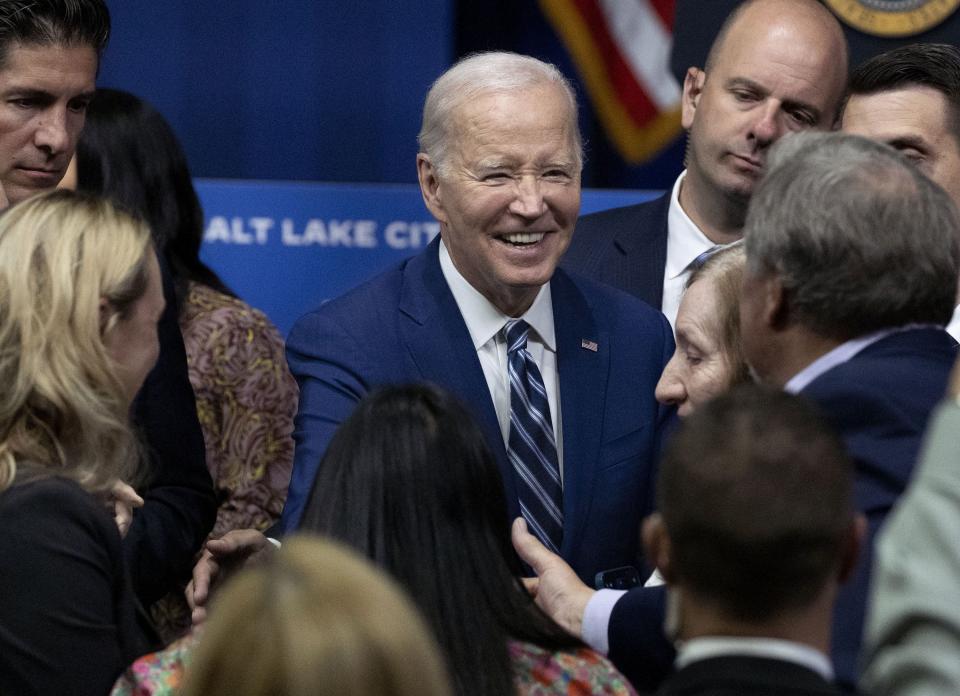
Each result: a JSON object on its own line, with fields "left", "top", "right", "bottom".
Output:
{"left": 501, "top": 232, "right": 545, "bottom": 246}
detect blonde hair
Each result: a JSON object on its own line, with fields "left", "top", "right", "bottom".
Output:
{"left": 181, "top": 536, "right": 452, "bottom": 696}
{"left": 0, "top": 189, "right": 153, "bottom": 493}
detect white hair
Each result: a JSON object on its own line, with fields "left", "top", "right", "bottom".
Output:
{"left": 417, "top": 51, "right": 582, "bottom": 176}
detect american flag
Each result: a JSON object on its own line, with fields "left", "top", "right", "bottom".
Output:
{"left": 540, "top": 0, "right": 682, "bottom": 164}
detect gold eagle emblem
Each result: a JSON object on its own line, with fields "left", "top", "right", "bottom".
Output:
{"left": 824, "top": 0, "right": 960, "bottom": 37}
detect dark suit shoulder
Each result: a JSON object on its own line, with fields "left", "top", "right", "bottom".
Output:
{"left": 563, "top": 195, "right": 671, "bottom": 307}
{"left": 803, "top": 328, "right": 956, "bottom": 433}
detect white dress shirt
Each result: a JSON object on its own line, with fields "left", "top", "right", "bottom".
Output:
{"left": 662, "top": 171, "right": 717, "bottom": 329}
{"left": 676, "top": 636, "right": 834, "bottom": 680}
{"left": 947, "top": 304, "right": 960, "bottom": 341}
{"left": 438, "top": 240, "right": 563, "bottom": 478}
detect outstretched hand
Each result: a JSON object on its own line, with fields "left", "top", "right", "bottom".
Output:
{"left": 511, "top": 517, "right": 595, "bottom": 637}
{"left": 185, "top": 529, "right": 273, "bottom": 624}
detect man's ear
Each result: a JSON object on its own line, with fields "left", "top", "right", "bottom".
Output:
{"left": 642, "top": 513, "right": 675, "bottom": 582}
{"left": 761, "top": 274, "right": 790, "bottom": 330}
{"left": 416, "top": 154, "right": 448, "bottom": 225}
{"left": 838, "top": 513, "right": 867, "bottom": 584}
{"left": 681, "top": 67, "right": 706, "bottom": 131}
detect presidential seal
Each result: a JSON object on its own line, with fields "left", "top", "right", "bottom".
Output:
{"left": 824, "top": 0, "right": 960, "bottom": 36}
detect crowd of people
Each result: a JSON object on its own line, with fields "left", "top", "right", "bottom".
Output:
{"left": 1, "top": 0, "right": 960, "bottom": 695}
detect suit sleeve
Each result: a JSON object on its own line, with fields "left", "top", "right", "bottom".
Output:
{"left": 279, "top": 309, "right": 372, "bottom": 531}
{"left": 123, "top": 258, "right": 216, "bottom": 606}
{"left": 862, "top": 402, "right": 960, "bottom": 696}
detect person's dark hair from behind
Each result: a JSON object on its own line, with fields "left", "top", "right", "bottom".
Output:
{"left": 299, "top": 383, "right": 580, "bottom": 696}
{"left": 846, "top": 43, "right": 960, "bottom": 138}
{"left": 75, "top": 88, "right": 231, "bottom": 307}
{"left": 0, "top": 0, "right": 110, "bottom": 68}
{"left": 658, "top": 384, "right": 856, "bottom": 621}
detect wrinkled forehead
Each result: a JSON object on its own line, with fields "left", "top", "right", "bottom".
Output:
{"left": 0, "top": 38, "right": 99, "bottom": 75}
{"left": 447, "top": 84, "right": 581, "bottom": 160}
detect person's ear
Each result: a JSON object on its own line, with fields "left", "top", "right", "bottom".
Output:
{"left": 417, "top": 154, "right": 448, "bottom": 225}
{"left": 838, "top": 513, "right": 867, "bottom": 584}
{"left": 761, "top": 274, "right": 790, "bottom": 330}
{"left": 681, "top": 67, "right": 706, "bottom": 131}
{"left": 642, "top": 513, "right": 675, "bottom": 582}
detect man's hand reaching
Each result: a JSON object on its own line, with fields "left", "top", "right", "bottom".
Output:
{"left": 511, "top": 517, "right": 596, "bottom": 637}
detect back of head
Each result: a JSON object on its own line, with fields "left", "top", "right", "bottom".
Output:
{"left": 744, "top": 131, "right": 960, "bottom": 339}
{"left": 417, "top": 51, "right": 582, "bottom": 177}
{"left": 659, "top": 384, "right": 854, "bottom": 620}
{"left": 75, "top": 88, "right": 226, "bottom": 298}
{"left": 180, "top": 536, "right": 452, "bottom": 696}
{"left": 0, "top": 0, "right": 110, "bottom": 67}
{"left": 847, "top": 43, "right": 960, "bottom": 137}
{"left": 300, "top": 384, "right": 577, "bottom": 696}
{"left": 0, "top": 190, "right": 152, "bottom": 494}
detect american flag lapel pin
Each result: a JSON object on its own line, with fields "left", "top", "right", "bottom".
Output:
{"left": 581, "top": 338, "right": 598, "bottom": 352}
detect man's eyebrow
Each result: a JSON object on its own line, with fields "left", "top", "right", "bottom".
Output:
{"left": 725, "top": 76, "right": 821, "bottom": 119}
{"left": 885, "top": 134, "right": 929, "bottom": 152}
{"left": 725, "top": 77, "right": 767, "bottom": 95}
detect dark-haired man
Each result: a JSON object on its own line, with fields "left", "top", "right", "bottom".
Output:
{"left": 562, "top": 0, "right": 848, "bottom": 328}
{"left": 645, "top": 385, "right": 862, "bottom": 696}
{"left": 841, "top": 42, "right": 960, "bottom": 339}
{"left": 0, "top": 0, "right": 216, "bottom": 606}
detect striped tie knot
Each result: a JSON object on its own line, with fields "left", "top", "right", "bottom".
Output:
{"left": 504, "top": 319, "right": 530, "bottom": 354}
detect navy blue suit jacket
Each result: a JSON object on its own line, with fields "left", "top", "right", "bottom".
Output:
{"left": 606, "top": 328, "right": 958, "bottom": 692}
{"left": 562, "top": 194, "right": 670, "bottom": 310}
{"left": 279, "top": 239, "right": 674, "bottom": 583}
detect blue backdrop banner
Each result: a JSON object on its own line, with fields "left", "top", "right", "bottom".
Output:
{"left": 196, "top": 180, "right": 659, "bottom": 335}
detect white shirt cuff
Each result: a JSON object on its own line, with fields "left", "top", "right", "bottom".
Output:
{"left": 582, "top": 589, "right": 627, "bottom": 655}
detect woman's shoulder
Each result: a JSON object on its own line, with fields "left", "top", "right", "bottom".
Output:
{"left": 0, "top": 476, "right": 116, "bottom": 542}
{"left": 509, "top": 640, "right": 638, "bottom": 696}
{"left": 180, "top": 282, "right": 285, "bottom": 349}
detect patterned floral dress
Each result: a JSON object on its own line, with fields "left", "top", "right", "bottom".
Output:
{"left": 113, "top": 636, "right": 639, "bottom": 695}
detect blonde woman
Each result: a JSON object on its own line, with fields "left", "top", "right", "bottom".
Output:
{"left": 165, "top": 537, "right": 450, "bottom": 696}
{"left": 0, "top": 191, "right": 163, "bottom": 695}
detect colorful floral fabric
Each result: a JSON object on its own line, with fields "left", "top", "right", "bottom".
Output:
{"left": 110, "top": 634, "right": 195, "bottom": 696}
{"left": 510, "top": 641, "right": 638, "bottom": 695}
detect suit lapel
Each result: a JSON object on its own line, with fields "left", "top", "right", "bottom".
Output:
{"left": 552, "top": 269, "right": 610, "bottom": 559}
{"left": 396, "top": 240, "right": 519, "bottom": 512}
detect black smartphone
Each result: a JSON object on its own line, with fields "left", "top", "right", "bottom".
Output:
{"left": 594, "top": 565, "right": 642, "bottom": 590}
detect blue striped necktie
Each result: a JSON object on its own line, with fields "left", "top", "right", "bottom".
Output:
{"left": 504, "top": 319, "right": 563, "bottom": 553}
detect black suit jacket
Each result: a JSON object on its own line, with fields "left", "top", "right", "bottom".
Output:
{"left": 606, "top": 328, "right": 957, "bottom": 692}
{"left": 562, "top": 193, "right": 670, "bottom": 309}
{"left": 123, "top": 255, "right": 217, "bottom": 605}
{"left": 656, "top": 655, "right": 841, "bottom": 696}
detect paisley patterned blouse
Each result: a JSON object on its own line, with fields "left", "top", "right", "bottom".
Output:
{"left": 179, "top": 282, "right": 298, "bottom": 539}
{"left": 148, "top": 283, "right": 298, "bottom": 641}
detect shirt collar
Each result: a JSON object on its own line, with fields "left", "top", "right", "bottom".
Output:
{"left": 784, "top": 325, "right": 937, "bottom": 394}
{"left": 438, "top": 239, "right": 556, "bottom": 351}
{"left": 676, "top": 636, "right": 834, "bottom": 681}
{"left": 665, "top": 170, "right": 716, "bottom": 280}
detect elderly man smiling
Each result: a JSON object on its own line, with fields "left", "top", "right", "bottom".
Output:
{"left": 278, "top": 51, "right": 674, "bottom": 584}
